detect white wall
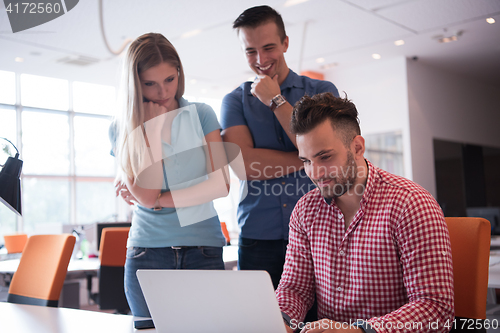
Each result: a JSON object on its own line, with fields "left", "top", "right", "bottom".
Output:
{"left": 325, "top": 57, "right": 413, "bottom": 179}
{"left": 407, "top": 59, "right": 500, "bottom": 196}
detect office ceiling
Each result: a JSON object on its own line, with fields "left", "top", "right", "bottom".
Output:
{"left": 1, "top": 0, "right": 499, "bottom": 99}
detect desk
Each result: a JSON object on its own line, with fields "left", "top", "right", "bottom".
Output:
{"left": 0, "top": 245, "right": 237, "bottom": 279}
{"left": 0, "top": 246, "right": 237, "bottom": 276}
{"left": 0, "top": 257, "right": 99, "bottom": 276}
{"left": 0, "top": 302, "right": 152, "bottom": 333}
{"left": 0, "top": 247, "right": 238, "bottom": 307}
{"left": 0, "top": 258, "right": 99, "bottom": 308}
{"left": 0, "top": 257, "right": 99, "bottom": 288}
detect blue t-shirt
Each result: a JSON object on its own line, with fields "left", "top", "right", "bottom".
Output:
{"left": 220, "top": 70, "right": 339, "bottom": 240}
{"left": 110, "top": 98, "right": 226, "bottom": 248}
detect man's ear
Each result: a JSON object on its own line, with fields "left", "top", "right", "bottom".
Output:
{"left": 282, "top": 36, "right": 289, "bottom": 53}
{"left": 352, "top": 135, "right": 365, "bottom": 159}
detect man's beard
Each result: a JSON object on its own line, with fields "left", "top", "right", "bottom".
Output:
{"left": 318, "top": 151, "right": 357, "bottom": 199}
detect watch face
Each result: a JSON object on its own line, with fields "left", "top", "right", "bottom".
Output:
{"left": 270, "top": 94, "right": 286, "bottom": 111}
{"left": 273, "top": 95, "right": 286, "bottom": 105}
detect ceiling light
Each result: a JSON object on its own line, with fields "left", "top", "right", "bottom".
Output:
{"left": 486, "top": 17, "right": 495, "bottom": 24}
{"left": 15, "top": 57, "right": 24, "bottom": 62}
{"left": 284, "top": 0, "right": 309, "bottom": 7}
{"left": 315, "top": 57, "right": 325, "bottom": 64}
{"left": 57, "top": 55, "right": 99, "bottom": 66}
{"left": 320, "top": 62, "right": 338, "bottom": 70}
{"left": 190, "top": 79, "right": 197, "bottom": 85}
{"left": 394, "top": 40, "right": 405, "bottom": 46}
{"left": 201, "top": 88, "right": 208, "bottom": 94}
{"left": 372, "top": 54, "right": 381, "bottom": 60}
{"left": 181, "top": 29, "right": 202, "bottom": 39}
{"left": 439, "top": 36, "right": 458, "bottom": 43}
{"left": 433, "top": 30, "right": 463, "bottom": 43}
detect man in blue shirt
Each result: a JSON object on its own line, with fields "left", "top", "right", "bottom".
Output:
{"left": 220, "top": 5, "right": 339, "bottom": 290}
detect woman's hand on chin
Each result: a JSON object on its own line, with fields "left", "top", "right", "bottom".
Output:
{"left": 143, "top": 101, "right": 167, "bottom": 123}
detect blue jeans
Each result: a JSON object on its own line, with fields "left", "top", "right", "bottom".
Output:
{"left": 124, "top": 246, "right": 224, "bottom": 317}
{"left": 238, "top": 237, "right": 288, "bottom": 290}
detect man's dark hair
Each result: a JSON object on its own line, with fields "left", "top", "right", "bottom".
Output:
{"left": 291, "top": 92, "right": 361, "bottom": 147}
{"left": 233, "top": 5, "right": 287, "bottom": 42}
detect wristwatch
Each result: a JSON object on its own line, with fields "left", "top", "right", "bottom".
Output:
{"left": 269, "top": 94, "right": 286, "bottom": 112}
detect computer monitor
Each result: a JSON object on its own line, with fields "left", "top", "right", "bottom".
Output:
{"left": 466, "top": 207, "right": 500, "bottom": 234}
{"left": 96, "top": 222, "right": 131, "bottom": 251}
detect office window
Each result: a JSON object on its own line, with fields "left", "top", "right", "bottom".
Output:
{"left": 0, "top": 70, "right": 16, "bottom": 105}
{"left": 74, "top": 115, "right": 115, "bottom": 176}
{"left": 0, "top": 107, "right": 17, "bottom": 149}
{"left": 73, "top": 81, "right": 116, "bottom": 116}
{"left": 0, "top": 73, "right": 125, "bottom": 244}
{"left": 22, "top": 178, "right": 70, "bottom": 235}
{"left": 0, "top": 107, "right": 18, "bottom": 238}
{"left": 21, "top": 74, "right": 69, "bottom": 111}
{"left": 21, "top": 110, "right": 70, "bottom": 175}
{"left": 76, "top": 181, "right": 117, "bottom": 224}
{"left": 0, "top": 204, "right": 17, "bottom": 237}
{"left": 0, "top": 73, "right": 240, "bottom": 243}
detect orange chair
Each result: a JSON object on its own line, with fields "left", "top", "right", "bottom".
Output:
{"left": 3, "top": 233, "right": 28, "bottom": 253}
{"left": 220, "top": 222, "right": 231, "bottom": 246}
{"left": 7, "top": 234, "right": 76, "bottom": 307}
{"left": 95, "top": 227, "right": 130, "bottom": 313}
{"left": 445, "top": 217, "right": 490, "bottom": 323}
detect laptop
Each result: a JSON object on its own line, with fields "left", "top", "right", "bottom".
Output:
{"left": 136, "top": 269, "right": 287, "bottom": 333}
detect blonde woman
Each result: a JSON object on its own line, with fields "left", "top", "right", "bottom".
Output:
{"left": 110, "top": 33, "right": 230, "bottom": 317}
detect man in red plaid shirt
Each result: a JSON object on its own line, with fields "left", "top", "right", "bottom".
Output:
{"left": 276, "top": 92, "right": 454, "bottom": 333}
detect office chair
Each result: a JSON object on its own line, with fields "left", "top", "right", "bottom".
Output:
{"left": 445, "top": 217, "right": 490, "bottom": 332}
{"left": 3, "top": 233, "right": 28, "bottom": 254}
{"left": 220, "top": 222, "right": 231, "bottom": 245}
{"left": 7, "top": 234, "right": 76, "bottom": 307}
{"left": 92, "top": 227, "right": 130, "bottom": 314}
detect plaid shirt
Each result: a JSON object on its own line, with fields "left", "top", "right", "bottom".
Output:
{"left": 276, "top": 160, "right": 454, "bottom": 333}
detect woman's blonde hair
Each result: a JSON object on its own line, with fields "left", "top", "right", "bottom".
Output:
{"left": 115, "top": 33, "right": 185, "bottom": 180}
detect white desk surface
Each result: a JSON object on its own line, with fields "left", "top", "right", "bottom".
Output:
{"left": 0, "top": 257, "right": 100, "bottom": 275}
{"left": 0, "top": 302, "right": 154, "bottom": 333}
{"left": 0, "top": 245, "right": 238, "bottom": 274}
